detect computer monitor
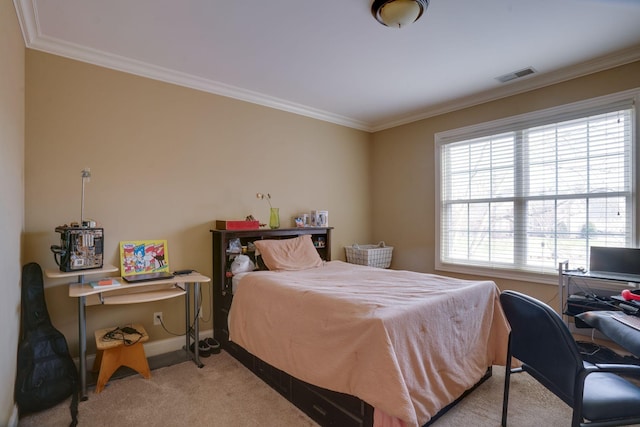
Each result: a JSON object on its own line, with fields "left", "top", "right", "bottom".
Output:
{"left": 590, "top": 246, "right": 640, "bottom": 275}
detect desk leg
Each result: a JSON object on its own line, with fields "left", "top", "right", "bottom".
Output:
{"left": 77, "top": 295, "right": 88, "bottom": 400}
{"left": 193, "top": 282, "right": 202, "bottom": 367}
{"left": 185, "top": 283, "right": 203, "bottom": 367}
{"left": 558, "top": 261, "right": 569, "bottom": 327}
{"left": 185, "top": 285, "right": 191, "bottom": 358}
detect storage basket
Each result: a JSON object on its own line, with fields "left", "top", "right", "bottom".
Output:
{"left": 345, "top": 242, "right": 393, "bottom": 269}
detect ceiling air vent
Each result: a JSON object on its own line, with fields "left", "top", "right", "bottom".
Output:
{"left": 496, "top": 67, "right": 536, "bottom": 83}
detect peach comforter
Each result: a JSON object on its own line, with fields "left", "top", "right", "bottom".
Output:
{"left": 229, "top": 261, "right": 510, "bottom": 427}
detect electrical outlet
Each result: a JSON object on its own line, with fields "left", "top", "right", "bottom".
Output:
{"left": 154, "top": 312, "right": 163, "bottom": 326}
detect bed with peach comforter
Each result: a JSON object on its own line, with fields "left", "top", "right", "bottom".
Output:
{"left": 229, "top": 261, "right": 510, "bottom": 427}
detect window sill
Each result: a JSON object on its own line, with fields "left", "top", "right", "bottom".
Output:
{"left": 435, "top": 262, "right": 559, "bottom": 286}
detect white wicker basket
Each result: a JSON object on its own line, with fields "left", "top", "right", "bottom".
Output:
{"left": 344, "top": 242, "right": 393, "bottom": 269}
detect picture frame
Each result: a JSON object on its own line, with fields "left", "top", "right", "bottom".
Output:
{"left": 313, "top": 210, "right": 328, "bottom": 227}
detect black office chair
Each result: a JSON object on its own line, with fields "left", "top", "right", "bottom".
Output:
{"left": 500, "top": 290, "right": 640, "bottom": 427}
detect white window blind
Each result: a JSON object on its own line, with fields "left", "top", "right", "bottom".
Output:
{"left": 436, "top": 94, "right": 636, "bottom": 279}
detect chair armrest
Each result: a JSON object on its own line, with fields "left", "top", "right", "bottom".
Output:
{"left": 593, "top": 363, "right": 640, "bottom": 375}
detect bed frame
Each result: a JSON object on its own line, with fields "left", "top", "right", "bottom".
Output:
{"left": 210, "top": 227, "right": 491, "bottom": 427}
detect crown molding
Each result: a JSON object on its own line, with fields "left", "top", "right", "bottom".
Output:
{"left": 14, "top": 0, "right": 372, "bottom": 132}
{"left": 13, "top": 0, "right": 38, "bottom": 46}
{"left": 28, "top": 34, "right": 373, "bottom": 132}
{"left": 14, "top": 0, "right": 640, "bottom": 134}
{"left": 372, "top": 44, "right": 640, "bottom": 132}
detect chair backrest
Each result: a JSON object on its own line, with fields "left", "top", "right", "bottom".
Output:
{"left": 500, "top": 290, "right": 585, "bottom": 406}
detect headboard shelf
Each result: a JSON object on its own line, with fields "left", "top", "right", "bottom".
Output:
{"left": 210, "top": 227, "right": 332, "bottom": 343}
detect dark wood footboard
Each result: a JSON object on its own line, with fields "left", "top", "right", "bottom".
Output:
{"left": 225, "top": 339, "right": 374, "bottom": 427}
{"left": 224, "top": 337, "right": 491, "bottom": 427}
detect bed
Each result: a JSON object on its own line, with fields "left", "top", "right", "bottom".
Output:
{"left": 219, "top": 233, "right": 510, "bottom": 427}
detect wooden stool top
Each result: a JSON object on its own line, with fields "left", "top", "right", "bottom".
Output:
{"left": 95, "top": 324, "right": 149, "bottom": 350}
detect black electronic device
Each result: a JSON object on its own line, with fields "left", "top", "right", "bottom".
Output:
{"left": 50, "top": 226, "right": 104, "bottom": 272}
{"left": 565, "top": 293, "right": 619, "bottom": 318}
{"left": 49, "top": 168, "right": 104, "bottom": 272}
{"left": 173, "top": 269, "right": 194, "bottom": 275}
{"left": 589, "top": 246, "right": 640, "bottom": 277}
{"left": 122, "top": 271, "right": 173, "bottom": 283}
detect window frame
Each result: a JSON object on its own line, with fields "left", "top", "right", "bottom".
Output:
{"left": 434, "top": 89, "right": 640, "bottom": 285}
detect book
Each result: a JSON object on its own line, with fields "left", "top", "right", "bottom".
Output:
{"left": 88, "top": 278, "right": 121, "bottom": 289}
{"left": 215, "top": 220, "right": 260, "bottom": 230}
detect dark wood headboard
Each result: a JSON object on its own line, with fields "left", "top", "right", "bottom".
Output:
{"left": 209, "top": 227, "right": 332, "bottom": 343}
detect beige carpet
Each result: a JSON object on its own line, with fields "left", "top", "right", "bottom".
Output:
{"left": 19, "top": 351, "right": 580, "bottom": 427}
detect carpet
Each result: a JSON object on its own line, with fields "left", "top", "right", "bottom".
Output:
{"left": 18, "top": 351, "right": 315, "bottom": 427}
{"left": 18, "top": 351, "right": 582, "bottom": 427}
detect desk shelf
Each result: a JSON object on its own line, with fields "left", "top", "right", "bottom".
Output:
{"left": 46, "top": 264, "right": 119, "bottom": 281}
{"left": 99, "top": 288, "right": 186, "bottom": 305}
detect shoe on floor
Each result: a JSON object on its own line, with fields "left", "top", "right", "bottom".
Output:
{"left": 204, "top": 337, "right": 221, "bottom": 354}
{"left": 190, "top": 340, "right": 211, "bottom": 357}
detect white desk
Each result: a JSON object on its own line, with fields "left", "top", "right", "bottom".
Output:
{"left": 46, "top": 266, "right": 211, "bottom": 399}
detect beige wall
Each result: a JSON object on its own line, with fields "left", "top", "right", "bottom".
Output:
{"left": 371, "top": 61, "right": 640, "bottom": 306}
{"left": 1, "top": 1, "right": 25, "bottom": 424}
{"left": 24, "top": 50, "right": 372, "bottom": 357}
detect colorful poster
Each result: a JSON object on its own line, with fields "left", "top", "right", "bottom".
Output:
{"left": 119, "top": 240, "right": 169, "bottom": 276}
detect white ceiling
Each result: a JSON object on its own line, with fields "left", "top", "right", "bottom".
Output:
{"left": 13, "top": 0, "right": 640, "bottom": 132}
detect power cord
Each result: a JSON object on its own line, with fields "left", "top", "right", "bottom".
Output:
{"left": 157, "top": 315, "right": 183, "bottom": 336}
{"left": 157, "top": 300, "right": 205, "bottom": 337}
{"left": 101, "top": 325, "right": 143, "bottom": 346}
{"left": 197, "top": 286, "right": 212, "bottom": 323}
{"left": 155, "top": 285, "right": 212, "bottom": 337}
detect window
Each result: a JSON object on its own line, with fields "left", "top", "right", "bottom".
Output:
{"left": 435, "top": 91, "right": 637, "bottom": 282}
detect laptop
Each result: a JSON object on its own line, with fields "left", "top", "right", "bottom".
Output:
{"left": 584, "top": 246, "right": 640, "bottom": 283}
{"left": 122, "top": 271, "right": 174, "bottom": 283}
{"left": 119, "top": 240, "right": 174, "bottom": 283}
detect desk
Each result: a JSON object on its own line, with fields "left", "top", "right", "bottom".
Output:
{"left": 577, "top": 311, "right": 640, "bottom": 358}
{"left": 558, "top": 261, "right": 640, "bottom": 328}
{"left": 46, "top": 266, "right": 211, "bottom": 399}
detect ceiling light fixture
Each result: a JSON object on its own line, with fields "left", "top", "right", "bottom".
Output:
{"left": 371, "top": 0, "right": 430, "bottom": 29}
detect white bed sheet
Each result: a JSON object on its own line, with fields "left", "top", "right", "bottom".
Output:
{"left": 231, "top": 272, "right": 250, "bottom": 294}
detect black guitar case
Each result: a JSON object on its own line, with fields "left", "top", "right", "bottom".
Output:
{"left": 15, "top": 262, "right": 79, "bottom": 426}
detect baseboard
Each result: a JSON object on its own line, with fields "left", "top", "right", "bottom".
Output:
{"left": 8, "top": 403, "right": 19, "bottom": 427}
{"left": 144, "top": 328, "right": 214, "bottom": 357}
{"left": 78, "top": 328, "right": 214, "bottom": 367}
